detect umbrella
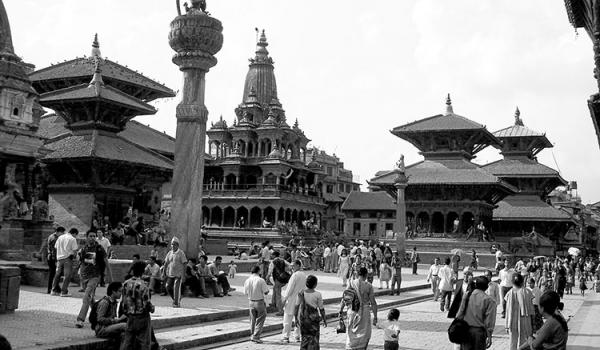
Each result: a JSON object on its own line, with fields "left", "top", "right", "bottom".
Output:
{"left": 568, "top": 247, "right": 581, "bottom": 256}
{"left": 533, "top": 256, "right": 546, "bottom": 260}
{"left": 450, "top": 248, "right": 465, "bottom": 256}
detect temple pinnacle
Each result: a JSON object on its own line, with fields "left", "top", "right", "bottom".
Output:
{"left": 91, "top": 33, "right": 101, "bottom": 59}
{"left": 89, "top": 60, "right": 104, "bottom": 94}
{"left": 514, "top": 106, "right": 523, "bottom": 126}
{"left": 445, "top": 94, "right": 454, "bottom": 115}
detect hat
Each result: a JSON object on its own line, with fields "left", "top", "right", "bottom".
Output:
{"left": 171, "top": 237, "right": 180, "bottom": 245}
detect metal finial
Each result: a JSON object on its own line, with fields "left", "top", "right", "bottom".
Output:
{"left": 91, "top": 33, "right": 102, "bottom": 58}
{"left": 445, "top": 94, "right": 453, "bottom": 115}
{"left": 514, "top": 106, "right": 523, "bottom": 126}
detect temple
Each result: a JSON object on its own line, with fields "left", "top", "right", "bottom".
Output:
{"left": 484, "top": 108, "right": 573, "bottom": 238}
{"left": 31, "top": 36, "right": 175, "bottom": 230}
{"left": 202, "top": 31, "right": 358, "bottom": 237}
{"left": 354, "top": 96, "right": 516, "bottom": 237}
{"left": 0, "top": 0, "right": 50, "bottom": 259}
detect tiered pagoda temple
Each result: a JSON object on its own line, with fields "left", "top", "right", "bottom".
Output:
{"left": 30, "top": 36, "right": 175, "bottom": 230}
{"left": 367, "top": 96, "right": 516, "bottom": 235}
{"left": 202, "top": 30, "right": 327, "bottom": 230}
{"left": 484, "top": 108, "right": 573, "bottom": 237}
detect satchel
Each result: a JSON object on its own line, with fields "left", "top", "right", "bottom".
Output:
{"left": 336, "top": 316, "right": 346, "bottom": 334}
{"left": 447, "top": 291, "right": 472, "bottom": 344}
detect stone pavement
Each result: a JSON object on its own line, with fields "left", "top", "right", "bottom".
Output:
{"left": 213, "top": 286, "right": 591, "bottom": 350}
{"left": 1, "top": 268, "right": 431, "bottom": 349}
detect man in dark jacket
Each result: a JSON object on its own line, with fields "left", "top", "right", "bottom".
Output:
{"left": 448, "top": 268, "right": 474, "bottom": 319}
{"left": 95, "top": 282, "right": 126, "bottom": 340}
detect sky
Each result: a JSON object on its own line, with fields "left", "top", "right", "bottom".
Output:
{"left": 5, "top": 0, "right": 600, "bottom": 203}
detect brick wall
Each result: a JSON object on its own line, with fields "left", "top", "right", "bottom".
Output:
{"left": 49, "top": 192, "right": 94, "bottom": 233}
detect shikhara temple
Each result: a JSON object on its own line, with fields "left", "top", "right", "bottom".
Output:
{"left": 203, "top": 30, "right": 359, "bottom": 236}
{"left": 30, "top": 36, "right": 175, "bottom": 230}
{"left": 344, "top": 96, "right": 574, "bottom": 243}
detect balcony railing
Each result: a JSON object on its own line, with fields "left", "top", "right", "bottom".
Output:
{"left": 202, "top": 184, "right": 326, "bottom": 204}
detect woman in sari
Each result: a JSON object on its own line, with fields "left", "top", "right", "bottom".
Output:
{"left": 339, "top": 267, "right": 378, "bottom": 350}
{"left": 505, "top": 273, "right": 535, "bottom": 350}
{"left": 295, "top": 275, "right": 327, "bottom": 350}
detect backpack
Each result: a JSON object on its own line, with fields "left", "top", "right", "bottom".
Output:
{"left": 89, "top": 296, "right": 107, "bottom": 329}
{"left": 342, "top": 284, "right": 360, "bottom": 312}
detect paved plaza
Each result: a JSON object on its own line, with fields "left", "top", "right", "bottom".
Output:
{"left": 214, "top": 286, "right": 597, "bottom": 350}
{"left": 1, "top": 268, "right": 430, "bottom": 349}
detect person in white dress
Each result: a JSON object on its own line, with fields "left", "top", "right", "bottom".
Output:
{"left": 281, "top": 260, "right": 307, "bottom": 342}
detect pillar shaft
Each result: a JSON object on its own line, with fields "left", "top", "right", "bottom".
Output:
{"left": 395, "top": 182, "right": 407, "bottom": 257}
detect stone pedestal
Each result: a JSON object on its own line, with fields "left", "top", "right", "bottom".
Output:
{"left": 169, "top": 6, "right": 223, "bottom": 258}
{"left": 0, "top": 266, "right": 20, "bottom": 313}
{"left": 0, "top": 218, "right": 54, "bottom": 261}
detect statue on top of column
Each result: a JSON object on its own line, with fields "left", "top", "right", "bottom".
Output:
{"left": 177, "top": 0, "right": 209, "bottom": 16}
{"left": 396, "top": 154, "right": 405, "bottom": 172}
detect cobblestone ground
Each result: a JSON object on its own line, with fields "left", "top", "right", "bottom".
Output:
{"left": 216, "top": 288, "right": 588, "bottom": 350}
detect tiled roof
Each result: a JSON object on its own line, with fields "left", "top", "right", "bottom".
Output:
{"left": 43, "top": 130, "right": 173, "bottom": 170}
{"left": 341, "top": 191, "right": 396, "bottom": 211}
{"left": 392, "top": 113, "right": 485, "bottom": 133}
{"left": 38, "top": 114, "right": 71, "bottom": 140}
{"left": 493, "top": 195, "right": 573, "bottom": 222}
{"left": 370, "top": 159, "right": 514, "bottom": 187}
{"left": 39, "top": 82, "right": 156, "bottom": 115}
{"left": 29, "top": 58, "right": 175, "bottom": 101}
{"left": 119, "top": 120, "right": 174, "bottom": 156}
{"left": 493, "top": 124, "right": 545, "bottom": 138}
{"left": 483, "top": 158, "right": 566, "bottom": 182}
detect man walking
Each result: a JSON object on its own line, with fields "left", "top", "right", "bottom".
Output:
{"left": 260, "top": 241, "right": 272, "bottom": 283}
{"left": 244, "top": 265, "right": 269, "bottom": 344}
{"left": 391, "top": 251, "right": 403, "bottom": 295}
{"left": 410, "top": 247, "right": 419, "bottom": 275}
{"left": 270, "top": 251, "right": 288, "bottom": 315}
{"left": 426, "top": 257, "right": 441, "bottom": 301}
{"left": 46, "top": 226, "right": 65, "bottom": 294}
{"left": 163, "top": 237, "right": 187, "bottom": 307}
{"left": 96, "top": 229, "right": 111, "bottom": 287}
{"left": 95, "top": 282, "right": 127, "bottom": 341}
{"left": 76, "top": 230, "right": 112, "bottom": 328}
{"left": 456, "top": 276, "right": 497, "bottom": 349}
{"left": 323, "top": 244, "right": 331, "bottom": 273}
{"left": 51, "top": 228, "right": 79, "bottom": 296}
{"left": 281, "top": 260, "right": 306, "bottom": 343}
{"left": 499, "top": 262, "right": 514, "bottom": 318}
{"left": 438, "top": 257, "right": 454, "bottom": 312}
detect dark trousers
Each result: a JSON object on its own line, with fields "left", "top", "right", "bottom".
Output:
{"left": 440, "top": 290, "right": 452, "bottom": 311}
{"left": 184, "top": 276, "right": 202, "bottom": 297}
{"left": 460, "top": 326, "right": 487, "bottom": 350}
{"left": 120, "top": 313, "right": 160, "bottom": 350}
{"left": 412, "top": 262, "right": 418, "bottom": 274}
{"left": 501, "top": 286, "right": 512, "bottom": 315}
{"left": 199, "top": 277, "right": 219, "bottom": 296}
{"left": 47, "top": 258, "right": 56, "bottom": 294}
{"left": 384, "top": 340, "right": 400, "bottom": 350}
{"left": 216, "top": 273, "right": 230, "bottom": 292}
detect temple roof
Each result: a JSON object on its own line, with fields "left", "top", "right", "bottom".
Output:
{"left": 242, "top": 30, "right": 278, "bottom": 107}
{"left": 29, "top": 35, "right": 175, "bottom": 102}
{"left": 492, "top": 108, "right": 553, "bottom": 156}
{"left": 43, "top": 130, "right": 173, "bottom": 170}
{"left": 369, "top": 159, "right": 515, "bottom": 188}
{"left": 341, "top": 191, "right": 396, "bottom": 211}
{"left": 493, "top": 195, "right": 573, "bottom": 222}
{"left": 483, "top": 158, "right": 566, "bottom": 182}
{"left": 39, "top": 77, "right": 156, "bottom": 117}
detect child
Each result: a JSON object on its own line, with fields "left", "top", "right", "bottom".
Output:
{"left": 579, "top": 276, "right": 588, "bottom": 296}
{"left": 566, "top": 267, "right": 574, "bottom": 295}
{"left": 376, "top": 308, "right": 401, "bottom": 350}
{"left": 379, "top": 260, "right": 392, "bottom": 289}
{"left": 527, "top": 278, "right": 543, "bottom": 332}
{"left": 228, "top": 260, "right": 237, "bottom": 279}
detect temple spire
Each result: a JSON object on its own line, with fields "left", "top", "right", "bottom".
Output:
{"left": 445, "top": 93, "right": 454, "bottom": 115}
{"left": 514, "top": 106, "right": 524, "bottom": 126}
{"left": 255, "top": 29, "right": 269, "bottom": 60}
{"left": 91, "top": 33, "right": 102, "bottom": 59}
{"left": 0, "top": 0, "right": 17, "bottom": 60}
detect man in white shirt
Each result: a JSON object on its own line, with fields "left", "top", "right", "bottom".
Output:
{"left": 484, "top": 270, "right": 501, "bottom": 309}
{"left": 438, "top": 257, "right": 454, "bottom": 312}
{"left": 51, "top": 228, "right": 79, "bottom": 297}
{"left": 498, "top": 263, "right": 514, "bottom": 318}
{"left": 323, "top": 245, "right": 331, "bottom": 273}
{"left": 244, "top": 265, "right": 270, "bottom": 344}
{"left": 281, "top": 260, "right": 306, "bottom": 343}
{"left": 426, "top": 257, "right": 441, "bottom": 301}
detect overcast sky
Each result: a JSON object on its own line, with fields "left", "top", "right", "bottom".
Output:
{"left": 5, "top": 0, "right": 600, "bottom": 202}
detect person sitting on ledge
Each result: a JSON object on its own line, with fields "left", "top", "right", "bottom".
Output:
{"left": 95, "top": 282, "right": 127, "bottom": 341}
{"left": 124, "top": 254, "right": 141, "bottom": 281}
{"left": 209, "top": 256, "right": 235, "bottom": 296}
{"left": 197, "top": 255, "right": 222, "bottom": 297}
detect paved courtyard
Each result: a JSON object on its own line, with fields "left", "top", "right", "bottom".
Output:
{"left": 214, "top": 287, "right": 596, "bottom": 350}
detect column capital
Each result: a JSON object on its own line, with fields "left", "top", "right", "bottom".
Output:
{"left": 176, "top": 104, "right": 208, "bottom": 123}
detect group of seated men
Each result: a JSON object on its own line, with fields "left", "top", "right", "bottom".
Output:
{"left": 184, "top": 255, "right": 233, "bottom": 298}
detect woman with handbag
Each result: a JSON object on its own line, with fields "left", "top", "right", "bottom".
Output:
{"left": 339, "top": 267, "right": 378, "bottom": 350}
{"left": 294, "top": 275, "right": 327, "bottom": 350}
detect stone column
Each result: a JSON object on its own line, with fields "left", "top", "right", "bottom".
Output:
{"left": 169, "top": 4, "right": 223, "bottom": 257}
{"left": 393, "top": 161, "right": 408, "bottom": 258}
